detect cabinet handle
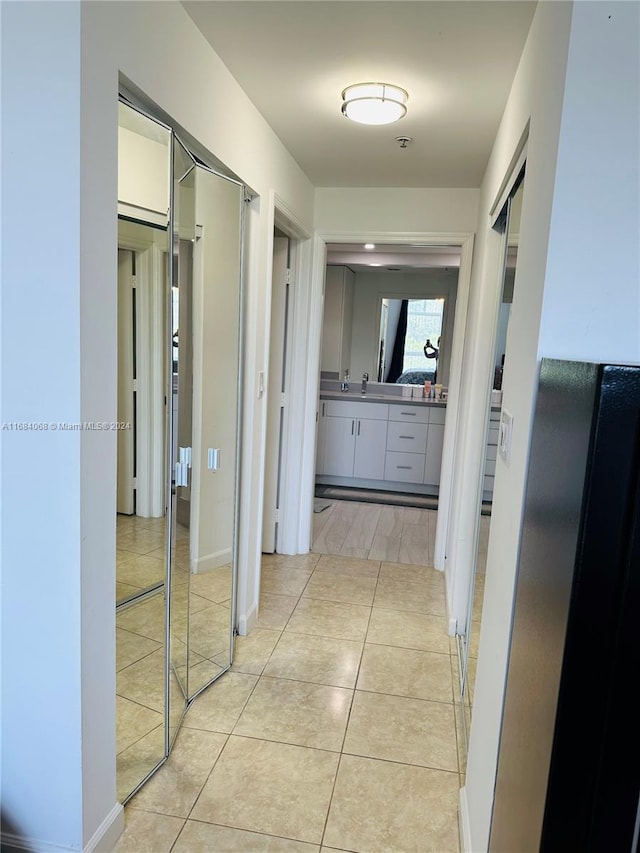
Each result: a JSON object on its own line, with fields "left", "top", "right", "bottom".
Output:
{"left": 351, "top": 420, "right": 355, "bottom": 435}
{"left": 357, "top": 420, "right": 361, "bottom": 436}
{"left": 400, "top": 411, "right": 416, "bottom": 416}
{"left": 397, "top": 465, "right": 412, "bottom": 470}
{"left": 399, "top": 435, "right": 414, "bottom": 440}
{"left": 322, "top": 402, "right": 325, "bottom": 417}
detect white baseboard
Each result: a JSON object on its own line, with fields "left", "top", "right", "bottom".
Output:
{"left": 192, "top": 548, "right": 232, "bottom": 574}
{"left": 1, "top": 804, "right": 124, "bottom": 853}
{"left": 459, "top": 785, "right": 472, "bottom": 853}
{"left": 236, "top": 599, "right": 257, "bottom": 636}
{"left": 86, "top": 804, "right": 125, "bottom": 852}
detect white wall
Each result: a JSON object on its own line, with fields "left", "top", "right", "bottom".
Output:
{"left": 315, "top": 187, "right": 479, "bottom": 235}
{"left": 1, "top": 2, "right": 101, "bottom": 848}
{"left": 349, "top": 268, "right": 458, "bottom": 384}
{"left": 462, "top": 2, "right": 639, "bottom": 849}
{"left": 1, "top": 0, "right": 315, "bottom": 847}
{"left": 117, "top": 125, "right": 170, "bottom": 220}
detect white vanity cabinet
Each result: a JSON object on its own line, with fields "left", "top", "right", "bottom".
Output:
{"left": 318, "top": 399, "right": 389, "bottom": 480}
{"left": 316, "top": 396, "right": 447, "bottom": 494}
{"left": 483, "top": 408, "right": 501, "bottom": 501}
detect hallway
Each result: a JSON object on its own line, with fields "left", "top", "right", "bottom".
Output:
{"left": 115, "top": 507, "right": 462, "bottom": 852}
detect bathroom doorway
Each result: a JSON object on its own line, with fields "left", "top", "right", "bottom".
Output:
{"left": 313, "top": 241, "right": 464, "bottom": 569}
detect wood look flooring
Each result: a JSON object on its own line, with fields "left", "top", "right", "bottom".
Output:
{"left": 312, "top": 499, "right": 436, "bottom": 566}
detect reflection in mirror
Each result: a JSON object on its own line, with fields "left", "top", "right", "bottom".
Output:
{"left": 457, "top": 170, "right": 524, "bottom": 780}
{"left": 378, "top": 297, "right": 445, "bottom": 384}
{"left": 168, "top": 137, "right": 196, "bottom": 746}
{"left": 184, "top": 164, "right": 243, "bottom": 699}
{"left": 115, "top": 590, "right": 166, "bottom": 802}
{"left": 116, "top": 221, "right": 169, "bottom": 605}
{"left": 115, "top": 100, "right": 244, "bottom": 803}
{"left": 116, "top": 100, "right": 171, "bottom": 803}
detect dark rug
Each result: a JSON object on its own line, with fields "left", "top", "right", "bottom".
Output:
{"left": 314, "top": 484, "right": 438, "bottom": 510}
{"left": 314, "top": 484, "right": 493, "bottom": 516}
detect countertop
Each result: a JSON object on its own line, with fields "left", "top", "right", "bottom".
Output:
{"left": 319, "top": 390, "right": 446, "bottom": 408}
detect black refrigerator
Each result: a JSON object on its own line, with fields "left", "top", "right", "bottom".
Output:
{"left": 489, "top": 358, "right": 640, "bottom": 852}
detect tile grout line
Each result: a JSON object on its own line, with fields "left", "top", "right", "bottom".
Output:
{"left": 318, "top": 560, "right": 380, "bottom": 849}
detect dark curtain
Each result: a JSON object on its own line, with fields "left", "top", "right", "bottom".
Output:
{"left": 386, "top": 299, "right": 408, "bottom": 383}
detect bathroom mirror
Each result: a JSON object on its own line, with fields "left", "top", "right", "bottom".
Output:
{"left": 378, "top": 297, "right": 445, "bottom": 384}
{"left": 321, "top": 264, "right": 458, "bottom": 388}
{"left": 458, "top": 169, "right": 524, "bottom": 774}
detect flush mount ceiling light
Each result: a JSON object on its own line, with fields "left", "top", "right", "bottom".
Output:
{"left": 341, "top": 82, "right": 408, "bottom": 126}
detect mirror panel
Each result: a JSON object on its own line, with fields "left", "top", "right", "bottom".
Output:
{"left": 186, "top": 164, "right": 243, "bottom": 698}
{"left": 115, "top": 100, "right": 244, "bottom": 802}
{"left": 116, "top": 102, "right": 171, "bottom": 802}
{"left": 167, "top": 137, "right": 197, "bottom": 745}
{"left": 458, "top": 170, "right": 525, "bottom": 778}
{"left": 115, "top": 591, "right": 166, "bottom": 802}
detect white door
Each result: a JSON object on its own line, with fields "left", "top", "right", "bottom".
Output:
{"left": 117, "top": 249, "right": 135, "bottom": 514}
{"left": 262, "top": 236, "right": 289, "bottom": 552}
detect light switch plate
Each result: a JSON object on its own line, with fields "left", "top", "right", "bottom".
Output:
{"left": 207, "top": 448, "right": 220, "bottom": 471}
{"left": 499, "top": 410, "right": 513, "bottom": 465}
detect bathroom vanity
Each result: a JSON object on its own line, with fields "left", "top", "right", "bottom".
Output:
{"left": 316, "top": 391, "right": 446, "bottom": 495}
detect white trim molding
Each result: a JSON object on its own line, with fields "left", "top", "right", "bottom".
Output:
{"left": 1, "top": 804, "right": 124, "bottom": 853}
{"left": 459, "top": 786, "right": 473, "bottom": 853}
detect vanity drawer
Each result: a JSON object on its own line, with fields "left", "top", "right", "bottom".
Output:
{"left": 324, "top": 400, "right": 389, "bottom": 420}
{"left": 384, "top": 451, "right": 426, "bottom": 483}
{"left": 387, "top": 404, "right": 430, "bottom": 424}
{"left": 386, "top": 420, "right": 428, "bottom": 453}
{"left": 487, "top": 427, "right": 500, "bottom": 446}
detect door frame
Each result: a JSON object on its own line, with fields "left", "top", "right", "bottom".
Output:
{"left": 262, "top": 234, "right": 290, "bottom": 553}
{"left": 117, "top": 227, "right": 167, "bottom": 518}
{"left": 262, "top": 192, "right": 314, "bottom": 557}
{"left": 281, "top": 230, "right": 474, "bottom": 587}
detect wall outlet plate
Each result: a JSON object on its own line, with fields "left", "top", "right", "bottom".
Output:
{"left": 499, "top": 410, "right": 513, "bottom": 465}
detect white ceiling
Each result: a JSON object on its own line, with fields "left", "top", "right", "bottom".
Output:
{"left": 326, "top": 242, "right": 461, "bottom": 271}
{"left": 182, "top": 0, "right": 536, "bottom": 188}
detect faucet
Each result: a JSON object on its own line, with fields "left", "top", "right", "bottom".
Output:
{"left": 361, "top": 372, "right": 369, "bottom": 395}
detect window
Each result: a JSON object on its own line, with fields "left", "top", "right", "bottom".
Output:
{"left": 402, "top": 298, "right": 444, "bottom": 371}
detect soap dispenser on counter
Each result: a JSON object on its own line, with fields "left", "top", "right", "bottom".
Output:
{"left": 341, "top": 370, "right": 350, "bottom": 392}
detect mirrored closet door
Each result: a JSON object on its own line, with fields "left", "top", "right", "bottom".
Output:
{"left": 456, "top": 166, "right": 525, "bottom": 777}
{"left": 116, "top": 99, "right": 244, "bottom": 803}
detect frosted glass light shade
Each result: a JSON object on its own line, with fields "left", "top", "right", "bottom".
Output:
{"left": 341, "top": 83, "right": 408, "bottom": 125}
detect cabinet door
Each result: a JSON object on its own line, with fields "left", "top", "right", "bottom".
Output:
{"left": 323, "top": 415, "right": 356, "bottom": 476}
{"left": 424, "top": 423, "right": 445, "bottom": 485}
{"left": 354, "top": 418, "right": 388, "bottom": 479}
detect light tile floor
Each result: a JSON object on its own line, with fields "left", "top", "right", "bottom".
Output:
{"left": 117, "top": 514, "right": 167, "bottom": 603}
{"left": 115, "top": 544, "right": 463, "bottom": 852}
